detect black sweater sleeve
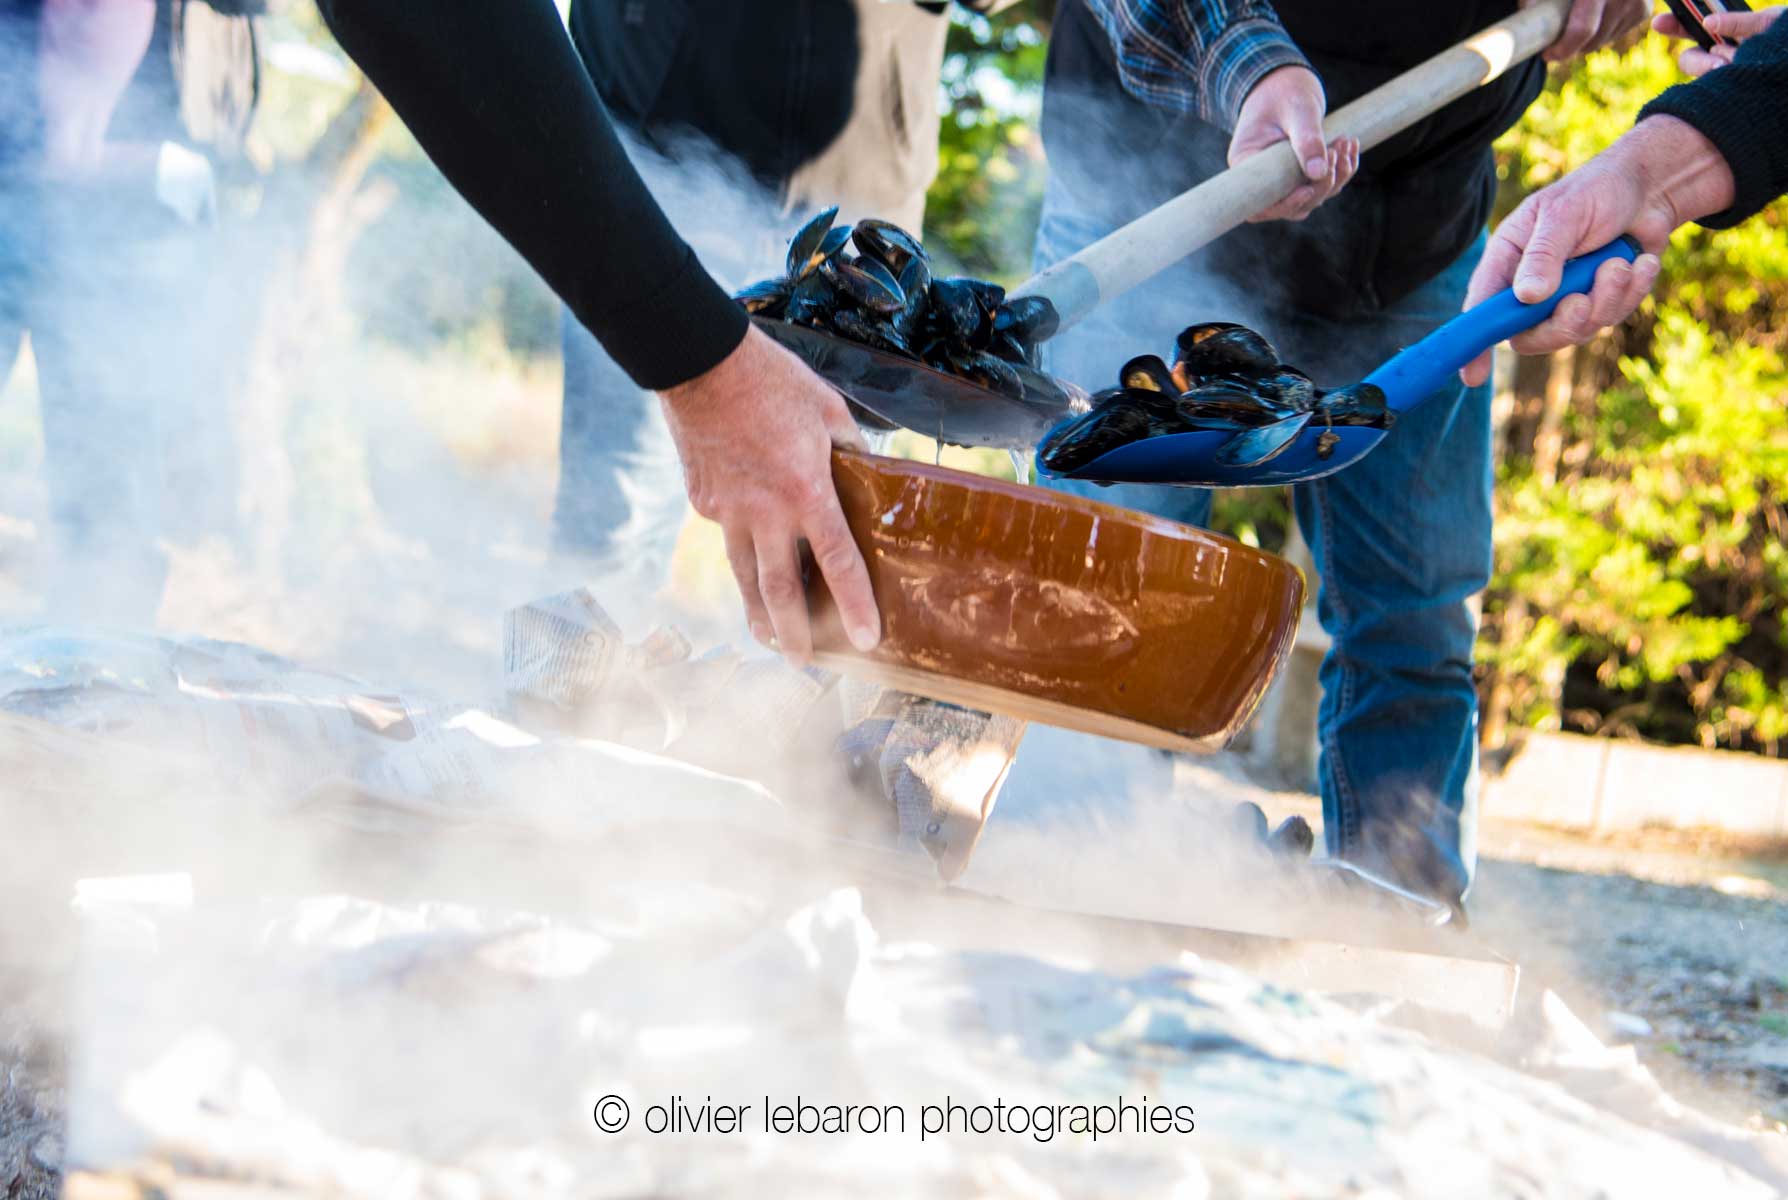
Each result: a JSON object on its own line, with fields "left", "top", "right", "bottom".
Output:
{"left": 1639, "top": 16, "right": 1788, "bottom": 230}
{"left": 314, "top": 0, "right": 747, "bottom": 390}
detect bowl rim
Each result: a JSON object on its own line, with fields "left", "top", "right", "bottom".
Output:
{"left": 833, "top": 448, "right": 1300, "bottom": 579}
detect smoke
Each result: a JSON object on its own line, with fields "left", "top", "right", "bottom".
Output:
{"left": 4, "top": 15, "right": 1785, "bottom": 1199}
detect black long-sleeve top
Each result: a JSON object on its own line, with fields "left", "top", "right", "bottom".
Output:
{"left": 1641, "top": 15, "right": 1788, "bottom": 229}
{"left": 314, "top": 0, "right": 747, "bottom": 391}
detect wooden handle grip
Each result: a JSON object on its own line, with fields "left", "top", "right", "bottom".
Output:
{"left": 1015, "top": 0, "right": 1570, "bottom": 327}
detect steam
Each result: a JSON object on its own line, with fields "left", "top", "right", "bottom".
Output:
{"left": 3, "top": 21, "right": 1784, "bottom": 1199}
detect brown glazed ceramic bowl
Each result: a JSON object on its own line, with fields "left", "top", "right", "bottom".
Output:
{"left": 808, "top": 449, "right": 1306, "bottom": 753}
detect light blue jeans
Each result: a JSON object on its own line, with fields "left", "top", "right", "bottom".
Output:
{"left": 1034, "top": 183, "right": 1491, "bottom": 907}
{"left": 555, "top": 308, "right": 691, "bottom": 603}
{"left": 552, "top": 145, "right": 786, "bottom": 621}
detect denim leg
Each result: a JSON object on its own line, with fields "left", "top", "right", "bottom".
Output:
{"left": 1291, "top": 239, "right": 1493, "bottom": 906}
{"left": 553, "top": 308, "right": 691, "bottom": 607}
{"left": 30, "top": 216, "right": 183, "bottom": 624}
{"left": 1033, "top": 177, "right": 1493, "bottom": 905}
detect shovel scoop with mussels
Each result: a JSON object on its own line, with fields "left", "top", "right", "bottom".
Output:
{"left": 1038, "top": 238, "right": 1641, "bottom": 488}
{"left": 734, "top": 207, "right": 1089, "bottom": 449}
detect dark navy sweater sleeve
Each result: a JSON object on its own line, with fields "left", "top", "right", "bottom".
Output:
{"left": 314, "top": 0, "right": 747, "bottom": 390}
{"left": 1639, "top": 17, "right": 1788, "bottom": 229}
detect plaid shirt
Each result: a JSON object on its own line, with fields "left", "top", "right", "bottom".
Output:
{"left": 1077, "top": 0, "right": 1309, "bottom": 129}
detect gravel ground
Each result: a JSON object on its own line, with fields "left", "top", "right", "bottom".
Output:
{"left": 0, "top": 969, "right": 67, "bottom": 1200}
{"left": 1471, "top": 825, "right": 1788, "bottom": 1133}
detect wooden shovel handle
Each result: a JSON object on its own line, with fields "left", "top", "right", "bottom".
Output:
{"left": 1014, "top": 0, "right": 1571, "bottom": 328}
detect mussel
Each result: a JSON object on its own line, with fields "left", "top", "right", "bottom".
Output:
{"left": 1037, "top": 394, "right": 1157, "bottom": 474}
{"left": 1172, "top": 322, "right": 1279, "bottom": 388}
{"left": 1119, "top": 354, "right": 1176, "bottom": 395}
{"left": 787, "top": 206, "right": 844, "bottom": 280}
{"left": 851, "top": 218, "right": 926, "bottom": 274}
{"left": 994, "top": 295, "right": 1061, "bottom": 347}
{"left": 1039, "top": 320, "right": 1397, "bottom": 477}
{"left": 822, "top": 256, "right": 905, "bottom": 316}
{"left": 735, "top": 278, "right": 791, "bottom": 319}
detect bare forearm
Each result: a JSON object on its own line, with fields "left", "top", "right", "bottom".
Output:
{"left": 36, "top": 0, "right": 155, "bottom": 176}
{"left": 1612, "top": 114, "right": 1738, "bottom": 233}
{"left": 1639, "top": 12, "right": 1788, "bottom": 226}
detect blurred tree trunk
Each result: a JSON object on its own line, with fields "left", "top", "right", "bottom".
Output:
{"left": 1482, "top": 346, "right": 1576, "bottom": 748}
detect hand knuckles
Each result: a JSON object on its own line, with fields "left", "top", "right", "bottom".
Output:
{"left": 813, "top": 539, "right": 859, "bottom": 576}
{"left": 758, "top": 572, "right": 804, "bottom": 607}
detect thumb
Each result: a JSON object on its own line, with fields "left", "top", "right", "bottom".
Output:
{"left": 1511, "top": 202, "right": 1579, "bottom": 304}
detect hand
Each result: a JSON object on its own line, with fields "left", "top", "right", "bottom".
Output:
{"left": 1654, "top": 5, "right": 1785, "bottom": 76}
{"left": 1524, "top": 0, "right": 1650, "bottom": 64}
{"left": 659, "top": 326, "right": 880, "bottom": 665}
{"left": 1459, "top": 116, "right": 1738, "bottom": 386}
{"left": 1229, "top": 66, "right": 1359, "bottom": 224}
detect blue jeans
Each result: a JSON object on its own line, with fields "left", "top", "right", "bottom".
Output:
{"left": 1034, "top": 182, "right": 1491, "bottom": 906}
{"left": 553, "top": 144, "right": 788, "bottom": 619}
{"left": 555, "top": 308, "right": 691, "bottom": 604}
{"left": 22, "top": 199, "right": 230, "bottom": 625}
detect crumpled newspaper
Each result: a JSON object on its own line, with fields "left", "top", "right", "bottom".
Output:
{"left": 503, "top": 588, "right": 836, "bottom": 760}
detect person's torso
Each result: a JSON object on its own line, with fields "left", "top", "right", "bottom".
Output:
{"left": 569, "top": 0, "right": 947, "bottom": 226}
{"left": 1042, "top": 0, "right": 1545, "bottom": 315}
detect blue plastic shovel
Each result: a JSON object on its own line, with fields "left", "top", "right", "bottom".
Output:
{"left": 1038, "top": 236, "right": 1640, "bottom": 488}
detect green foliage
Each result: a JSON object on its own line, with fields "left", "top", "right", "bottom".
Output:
{"left": 1484, "top": 37, "right": 1788, "bottom": 755}
{"left": 923, "top": 3, "right": 1053, "bottom": 284}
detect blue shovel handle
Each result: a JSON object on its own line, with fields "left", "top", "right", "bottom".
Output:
{"left": 1362, "top": 235, "right": 1642, "bottom": 411}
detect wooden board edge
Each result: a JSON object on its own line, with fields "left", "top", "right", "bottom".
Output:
{"left": 810, "top": 652, "right": 1230, "bottom": 755}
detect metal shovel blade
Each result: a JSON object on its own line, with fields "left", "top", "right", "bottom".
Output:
{"left": 754, "top": 317, "right": 1089, "bottom": 450}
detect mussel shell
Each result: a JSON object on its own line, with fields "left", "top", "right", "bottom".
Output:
{"left": 785, "top": 270, "right": 839, "bottom": 325}
{"left": 1173, "top": 322, "right": 1279, "bottom": 379}
{"left": 988, "top": 332, "right": 1033, "bottom": 367}
{"left": 1038, "top": 399, "right": 1156, "bottom": 474}
{"left": 928, "top": 278, "right": 986, "bottom": 344}
{"left": 1317, "top": 382, "right": 1394, "bottom": 427}
{"left": 958, "top": 277, "right": 1007, "bottom": 315}
{"left": 895, "top": 257, "right": 933, "bottom": 330}
{"left": 951, "top": 349, "right": 1024, "bottom": 399}
{"left": 792, "top": 226, "right": 851, "bottom": 282}
{"left": 1119, "top": 354, "right": 1177, "bottom": 394}
{"left": 733, "top": 277, "right": 792, "bottom": 319}
{"left": 1216, "top": 411, "right": 1314, "bottom": 468}
{"left": 992, "top": 295, "right": 1060, "bottom": 346}
{"left": 1254, "top": 368, "right": 1318, "bottom": 413}
{"left": 831, "top": 308, "right": 912, "bottom": 356}
{"left": 786, "top": 205, "right": 840, "bottom": 278}
{"left": 1175, "top": 379, "right": 1283, "bottom": 426}
{"left": 850, "top": 218, "right": 928, "bottom": 274}
{"left": 821, "top": 256, "right": 905, "bottom": 316}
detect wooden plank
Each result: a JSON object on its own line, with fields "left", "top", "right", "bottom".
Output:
{"left": 812, "top": 652, "right": 1227, "bottom": 755}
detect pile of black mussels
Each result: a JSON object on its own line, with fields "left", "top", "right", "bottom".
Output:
{"left": 733, "top": 207, "right": 1059, "bottom": 401}
{"left": 1038, "top": 322, "right": 1395, "bottom": 475}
